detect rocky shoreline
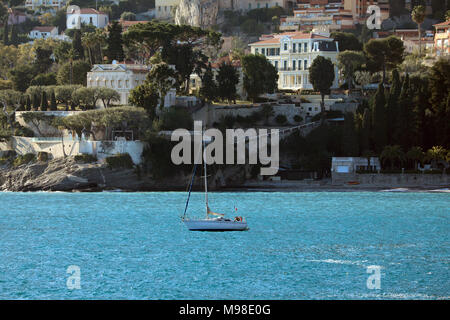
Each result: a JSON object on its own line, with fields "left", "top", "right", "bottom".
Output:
{"left": 1, "top": 157, "right": 449, "bottom": 193}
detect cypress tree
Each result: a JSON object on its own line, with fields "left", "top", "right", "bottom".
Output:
{"left": 199, "top": 63, "right": 217, "bottom": 102}
{"left": 72, "top": 30, "right": 85, "bottom": 60}
{"left": 386, "top": 69, "right": 401, "bottom": 144}
{"left": 342, "top": 112, "right": 359, "bottom": 156}
{"left": 33, "top": 93, "right": 40, "bottom": 110}
{"left": 395, "top": 74, "right": 414, "bottom": 150}
{"left": 40, "top": 91, "right": 48, "bottom": 111}
{"left": 10, "top": 24, "right": 17, "bottom": 46}
{"left": 361, "top": 107, "right": 371, "bottom": 154}
{"left": 372, "top": 82, "right": 387, "bottom": 153}
{"left": 26, "top": 95, "right": 32, "bottom": 111}
{"left": 105, "top": 21, "right": 124, "bottom": 62}
{"left": 2, "top": 22, "right": 8, "bottom": 45}
{"left": 50, "top": 91, "right": 57, "bottom": 111}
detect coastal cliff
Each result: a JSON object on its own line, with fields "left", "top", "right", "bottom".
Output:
{"left": 174, "top": 0, "right": 219, "bottom": 28}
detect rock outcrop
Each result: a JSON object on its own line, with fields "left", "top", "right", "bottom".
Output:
{"left": 0, "top": 157, "right": 247, "bottom": 192}
{"left": 175, "top": 0, "right": 219, "bottom": 28}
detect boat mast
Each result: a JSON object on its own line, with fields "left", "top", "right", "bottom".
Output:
{"left": 203, "top": 135, "right": 208, "bottom": 219}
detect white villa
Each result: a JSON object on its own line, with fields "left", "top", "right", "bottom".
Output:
{"left": 67, "top": 8, "right": 109, "bottom": 30}
{"left": 29, "top": 26, "right": 58, "bottom": 39}
{"left": 87, "top": 63, "right": 176, "bottom": 107}
{"left": 249, "top": 31, "right": 340, "bottom": 91}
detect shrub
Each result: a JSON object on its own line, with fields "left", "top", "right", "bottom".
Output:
{"left": 37, "top": 152, "right": 49, "bottom": 162}
{"left": 74, "top": 154, "right": 97, "bottom": 163}
{"left": 275, "top": 114, "right": 287, "bottom": 125}
{"left": 293, "top": 115, "right": 303, "bottom": 123}
{"left": 13, "top": 153, "right": 36, "bottom": 167}
{"left": 105, "top": 153, "right": 134, "bottom": 169}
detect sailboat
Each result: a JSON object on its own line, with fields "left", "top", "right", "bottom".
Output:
{"left": 182, "top": 137, "right": 249, "bottom": 232}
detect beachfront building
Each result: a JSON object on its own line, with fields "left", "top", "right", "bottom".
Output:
{"left": 67, "top": 8, "right": 109, "bottom": 30}
{"left": 248, "top": 31, "right": 339, "bottom": 91}
{"left": 332, "top": 157, "right": 381, "bottom": 174}
{"left": 434, "top": 20, "right": 450, "bottom": 57}
{"left": 87, "top": 63, "right": 176, "bottom": 107}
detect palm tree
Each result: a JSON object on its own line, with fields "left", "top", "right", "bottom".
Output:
{"left": 380, "top": 145, "right": 405, "bottom": 170}
{"left": 406, "top": 146, "right": 424, "bottom": 171}
{"left": 82, "top": 32, "right": 96, "bottom": 66}
{"left": 426, "top": 146, "right": 447, "bottom": 169}
{"left": 412, "top": 5, "right": 426, "bottom": 56}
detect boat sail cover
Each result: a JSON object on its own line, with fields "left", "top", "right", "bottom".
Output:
{"left": 207, "top": 206, "right": 224, "bottom": 217}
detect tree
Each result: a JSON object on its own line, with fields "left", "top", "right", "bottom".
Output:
{"left": 216, "top": 62, "right": 239, "bottom": 104}
{"left": 40, "top": 90, "right": 48, "bottom": 111}
{"left": 406, "top": 146, "right": 425, "bottom": 170}
{"left": 97, "top": 88, "right": 120, "bottom": 108}
{"left": 342, "top": 112, "right": 359, "bottom": 156}
{"left": 364, "top": 36, "right": 404, "bottom": 83}
{"left": 121, "top": 12, "right": 136, "bottom": 21}
{"left": 129, "top": 82, "right": 159, "bottom": 119}
{"left": 105, "top": 21, "right": 124, "bottom": 63}
{"left": 337, "top": 50, "right": 365, "bottom": 92}
{"left": 72, "top": 30, "right": 85, "bottom": 60}
{"left": 0, "top": 89, "right": 23, "bottom": 131}
{"left": 199, "top": 63, "right": 217, "bottom": 102}
{"left": 330, "top": 32, "right": 362, "bottom": 51}
{"left": 50, "top": 90, "right": 57, "bottom": 111}
{"left": 429, "top": 58, "right": 450, "bottom": 147}
{"left": 412, "top": 5, "right": 426, "bottom": 56}
{"left": 57, "top": 60, "right": 91, "bottom": 86}
{"left": 372, "top": 83, "right": 387, "bottom": 153}
{"left": 34, "top": 46, "right": 53, "bottom": 74}
{"left": 241, "top": 53, "right": 278, "bottom": 102}
{"left": 360, "top": 107, "right": 371, "bottom": 154}
{"left": 147, "top": 63, "right": 176, "bottom": 110}
{"left": 380, "top": 145, "right": 405, "bottom": 170}
{"left": 123, "top": 22, "right": 221, "bottom": 63}
{"left": 385, "top": 69, "right": 401, "bottom": 144}
{"left": 426, "top": 146, "right": 447, "bottom": 168}
{"left": 395, "top": 74, "right": 415, "bottom": 150}
{"left": 54, "top": 85, "right": 82, "bottom": 111}
{"left": 161, "top": 43, "right": 207, "bottom": 93}
{"left": 354, "top": 70, "right": 371, "bottom": 95}
{"left": 72, "top": 87, "right": 100, "bottom": 110}
{"left": 8, "top": 64, "right": 35, "bottom": 92}
{"left": 309, "top": 56, "right": 335, "bottom": 116}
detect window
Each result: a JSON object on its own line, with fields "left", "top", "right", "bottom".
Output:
{"left": 255, "top": 48, "right": 259, "bottom": 54}
{"left": 275, "top": 61, "right": 278, "bottom": 70}
{"left": 293, "top": 43, "right": 296, "bottom": 52}
{"left": 292, "top": 60, "right": 296, "bottom": 70}
{"left": 304, "top": 43, "right": 307, "bottom": 52}
{"left": 284, "top": 43, "right": 288, "bottom": 51}
{"left": 298, "top": 59, "right": 302, "bottom": 70}
{"left": 89, "top": 17, "right": 93, "bottom": 24}
{"left": 276, "top": 48, "right": 280, "bottom": 55}
{"left": 304, "top": 60, "right": 308, "bottom": 69}
{"left": 283, "top": 60, "right": 287, "bottom": 70}
{"left": 262, "top": 48, "right": 266, "bottom": 55}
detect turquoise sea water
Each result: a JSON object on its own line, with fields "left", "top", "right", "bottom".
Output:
{"left": 0, "top": 191, "right": 448, "bottom": 300}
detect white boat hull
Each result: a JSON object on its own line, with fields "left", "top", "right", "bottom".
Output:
{"left": 183, "top": 219, "right": 248, "bottom": 231}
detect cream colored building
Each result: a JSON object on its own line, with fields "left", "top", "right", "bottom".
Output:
{"left": 25, "top": 0, "right": 67, "bottom": 10}
{"left": 249, "top": 31, "right": 339, "bottom": 91}
{"left": 87, "top": 63, "right": 176, "bottom": 107}
{"left": 155, "top": 0, "right": 180, "bottom": 19}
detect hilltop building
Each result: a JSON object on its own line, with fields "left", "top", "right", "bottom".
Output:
{"left": 24, "top": 0, "right": 67, "bottom": 10}
{"left": 280, "top": 0, "right": 390, "bottom": 32}
{"left": 249, "top": 30, "right": 340, "bottom": 91}
{"left": 66, "top": 8, "right": 109, "bottom": 30}
{"left": 434, "top": 20, "right": 450, "bottom": 57}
